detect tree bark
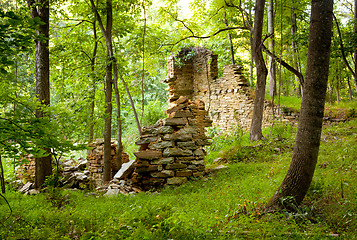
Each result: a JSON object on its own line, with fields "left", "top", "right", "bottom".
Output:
{"left": 346, "top": 75, "right": 353, "bottom": 100}
{"left": 250, "top": 0, "right": 268, "bottom": 141}
{"left": 353, "top": 0, "right": 357, "bottom": 91}
{"left": 141, "top": 0, "right": 147, "bottom": 124}
{"left": 27, "top": 0, "right": 52, "bottom": 189}
{"left": 0, "top": 156, "right": 5, "bottom": 194}
{"left": 113, "top": 59, "right": 123, "bottom": 170}
{"left": 118, "top": 72, "right": 142, "bottom": 136}
{"left": 266, "top": 0, "right": 334, "bottom": 211}
{"left": 291, "top": 6, "right": 303, "bottom": 96}
{"left": 89, "top": 17, "right": 98, "bottom": 144}
{"left": 224, "top": 10, "right": 235, "bottom": 65}
{"left": 267, "top": 0, "right": 276, "bottom": 97}
{"left": 90, "top": 0, "right": 114, "bottom": 182}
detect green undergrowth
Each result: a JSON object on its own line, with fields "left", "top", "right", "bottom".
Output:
{"left": 265, "top": 95, "right": 302, "bottom": 112}
{"left": 1, "top": 120, "right": 356, "bottom": 239}
{"left": 324, "top": 101, "right": 357, "bottom": 119}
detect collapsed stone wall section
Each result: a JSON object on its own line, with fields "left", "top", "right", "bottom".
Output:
{"left": 133, "top": 96, "right": 212, "bottom": 189}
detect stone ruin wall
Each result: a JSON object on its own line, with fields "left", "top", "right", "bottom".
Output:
{"left": 16, "top": 47, "right": 282, "bottom": 190}
{"left": 87, "top": 140, "right": 129, "bottom": 186}
{"left": 167, "top": 47, "right": 278, "bottom": 133}
{"left": 131, "top": 97, "right": 212, "bottom": 189}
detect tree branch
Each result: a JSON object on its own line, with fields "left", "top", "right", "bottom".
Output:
{"left": 332, "top": 13, "right": 355, "bottom": 76}
{"left": 89, "top": 0, "right": 108, "bottom": 42}
{"left": 262, "top": 44, "right": 304, "bottom": 86}
{"left": 26, "top": 0, "right": 39, "bottom": 19}
{"left": 165, "top": 27, "right": 248, "bottom": 46}
{"left": 224, "top": 0, "right": 253, "bottom": 31}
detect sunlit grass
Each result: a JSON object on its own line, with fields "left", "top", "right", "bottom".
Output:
{"left": 2, "top": 119, "right": 356, "bottom": 238}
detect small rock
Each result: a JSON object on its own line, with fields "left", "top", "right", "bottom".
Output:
{"left": 28, "top": 189, "right": 40, "bottom": 195}
{"left": 104, "top": 188, "right": 120, "bottom": 197}
{"left": 167, "top": 177, "right": 187, "bottom": 185}
{"left": 19, "top": 182, "right": 33, "bottom": 193}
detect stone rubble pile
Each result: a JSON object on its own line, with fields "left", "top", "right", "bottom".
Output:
{"left": 132, "top": 96, "right": 212, "bottom": 190}
{"left": 61, "top": 158, "right": 90, "bottom": 188}
{"left": 16, "top": 157, "right": 91, "bottom": 193}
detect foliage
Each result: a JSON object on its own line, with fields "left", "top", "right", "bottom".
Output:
{"left": 0, "top": 8, "right": 40, "bottom": 74}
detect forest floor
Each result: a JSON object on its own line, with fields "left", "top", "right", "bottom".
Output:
{"left": 1, "top": 116, "right": 356, "bottom": 239}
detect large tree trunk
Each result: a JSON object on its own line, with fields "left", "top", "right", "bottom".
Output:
{"left": 27, "top": 0, "right": 52, "bottom": 189}
{"left": 266, "top": 0, "right": 334, "bottom": 211}
{"left": 267, "top": 0, "right": 276, "bottom": 97}
{"left": 250, "top": 0, "right": 268, "bottom": 141}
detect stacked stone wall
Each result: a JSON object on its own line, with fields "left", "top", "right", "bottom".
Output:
{"left": 132, "top": 96, "right": 211, "bottom": 189}
{"left": 167, "top": 47, "right": 281, "bottom": 133}
{"left": 87, "top": 139, "right": 129, "bottom": 187}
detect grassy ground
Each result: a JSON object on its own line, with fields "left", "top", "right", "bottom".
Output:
{"left": 1, "top": 121, "right": 356, "bottom": 239}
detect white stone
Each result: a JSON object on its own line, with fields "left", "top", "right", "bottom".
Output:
{"left": 104, "top": 188, "right": 120, "bottom": 197}
{"left": 113, "top": 160, "right": 135, "bottom": 179}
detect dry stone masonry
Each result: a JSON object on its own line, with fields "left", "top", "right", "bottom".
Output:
{"left": 87, "top": 139, "right": 129, "bottom": 187}
{"left": 132, "top": 96, "right": 212, "bottom": 189}
{"left": 166, "top": 47, "right": 280, "bottom": 133}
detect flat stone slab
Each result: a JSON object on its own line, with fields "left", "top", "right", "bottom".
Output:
{"left": 163, "top": 118, "right": 188, "bottom": 126}
{"left": 163, "top": 148, "right": 192, "bottom": 157}
{"left": 167, "top": 177, "right": 187, "bottom": 185}
{"left": 134, "top": 150, "right": 162, "bottom": 160}
{"left": 113, "top": 160, "right": 135, "bottom": 180}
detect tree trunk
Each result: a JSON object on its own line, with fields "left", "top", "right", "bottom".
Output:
{"left": 346, "top": 75, "right": 353, "bottom": 100}
{"left": 266, "top": 0, "right": 334, "bottom": 211}
{"left": 90, "top": 0, "right": 114, "bottom": 182}
{"left": 0, "top": 156, "right": 5, "bottom": 194}
{"left": 103, "top": 42, "right": 113, "bottom": 182}
{"left": 224, "top": 10, "right": 235, "bottom": 65}
{"left": 89, "top": 18, "right": 98, "bottom": 144}
{"left": 118, "top": 72, "right": 142, "bottom": 136}
{"left": 250, "top": 0, "right": 268, "bottom": 141}
{"left": 27, "top": 0, "right": 52, "bottom": 189}
{"left": 249, "top": 7, "right": 254, "bottom": 85}
{"left": 141, "top": 0, "right": 147, "bottom": 124}
{"left": 267, "top": 0, "right": 276, "bottom": 97}
{"left": 291, "top": 6, "right": 303, "bottom": 96}
{"left": 336, "top": 70, "right": 340, "bottom": 104}
{"left": 113, "top": 59, "right": 123, "bottom": 170}
{"left": 354, "top": 0, "right": 357, "bottom": 91}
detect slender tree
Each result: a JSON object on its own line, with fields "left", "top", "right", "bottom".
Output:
{"left": 266, "top": 0, "right": 334, "bottom": 211}
{"left": 27, "top": 0, "right": 52, "bottom": 188}
{"left": 89, "top": 0, "right": 114, "bottom": 182}
{"left": 267, "top": 0, "right": 276, "bottom": 97}
{"left": 291, "top": 6, "right": 302, "bottom": 96}
{"left": 88, "top": 18, "right": 98, "bottom": 144}
{"left": 353, "top": 0, "right": 357, "bottom": 91}
{"left": 250, "top": 0, "right": 268, "bottom": 141}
